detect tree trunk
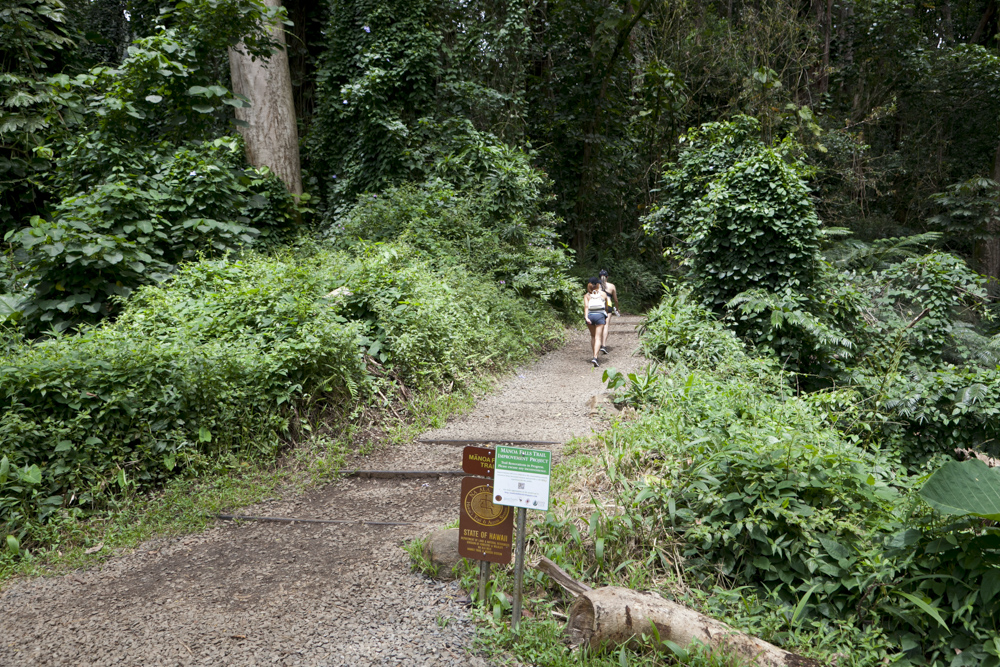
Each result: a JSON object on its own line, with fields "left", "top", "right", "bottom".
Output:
{"left": 566, "top": 587, "right": 821, "bottom": 666}
{"left": 972, "top": 0, "right": 997, "bottom": 45}
{"left": 819, "top": 0, "right": 832, "bottom": 94}
{"left": 571, "top": 0, "right": 654, "bottom": 255}
{"left": 941, "top": 1, "right": 954, "bottom": 44}
{"left": 976, "top": 140, "right": 1000, "bottom": 298}
{"left": 228, "top": 0, "right": 303, "bottom": 196}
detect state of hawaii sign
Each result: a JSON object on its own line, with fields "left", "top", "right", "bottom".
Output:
{"left": 458, "top": 448, "right": 513, "bottom": 564}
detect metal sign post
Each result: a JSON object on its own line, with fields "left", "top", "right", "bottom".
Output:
{"left": 478, "top": 560, "right": 489, "bottom": 604}
{"left": 511, "top": 507, "right": 527, "bottom": 631}
{"left": 492, "top": 445, "right": 552, "bottom": 633}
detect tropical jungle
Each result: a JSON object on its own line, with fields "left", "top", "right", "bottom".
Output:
{"left": 2, "top": 0, "right": 1000, "bottom": 665}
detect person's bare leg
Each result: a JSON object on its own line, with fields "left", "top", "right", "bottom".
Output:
{"left": 601, "top": 316, "right": 610, "bottom": 350}
{"left": 587, "top": 323, "right": 597, "bottom": 359}
{"left": 593, "top": 324, "right": 604, "bottom": 359}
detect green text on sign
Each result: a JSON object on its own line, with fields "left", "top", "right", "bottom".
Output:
{"left": 495, "top": 447, "right": 551, "bottom": 475}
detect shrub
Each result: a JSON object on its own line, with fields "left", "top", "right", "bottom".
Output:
{"left": 338, "top": 241, "right": 562, "bottom": 389}
{"left": 0, "top": 251, "right": 365, "bottom": 546}
{"left": 0, "top": 241, "right": 563, "bottom": 550}
{"left": 334, "top": 181, "right": 577, "bottom": 313}
{"left": 575, "top": 292, "right": 1000, "bottom": 665}
{"left": 638, "top": 292, "right": 745, "bottom": 369}
{"left": 10, "top": 138, "right": 298, "bottom": 331}
{"left": 681, "top": 145, "right": 821, "bottom": 310}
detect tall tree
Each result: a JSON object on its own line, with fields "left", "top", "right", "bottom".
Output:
{"left": 228, "top": 0, "right": 302, "bottom": 195}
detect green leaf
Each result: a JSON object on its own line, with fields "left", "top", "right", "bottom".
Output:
{"left": 199, "top": 426, "right": 212, "bottom": 443}
{"left": 790, "top": 584, "right": 819, "bottom": 626}
{"left": 191, "top": 104, "right": 215, "bottom": 114}
{"left": 21, "top": 464, "right": 42, "bottom": 485}
{"left": 819, "top": 536, "right": 850, "bottom": 560}
{"left": 54, "top": 440, "right": 73, "bottom": 452}
{"left": 117, "top": 468, "right": 127, "bottom": 488}
{"left": 895, "top": 591, "right": 950, "bottom": 631}
{"left": 104, "top": 251, "right": 124, "bottom": 264}
{"left": 6, "top": 535, "right": 19, "bottom": 556}
{"left": 144, "top": 94, "right": 163, "bottom": 103}
{"left": 887, "top": 529, "right": 921, "bottom": 549}
{"left": 919, "top": 459, "right": 1000, "bottom": 521}
{"left": 163, "top": 453, "right": 176, "bottom": 471}
{"left": 0, "top": 455, "right": 8, "bottom": 484}
{"left": 982, "top": 570, "right": 1000, "bottom": 605}
{"left": 661, "top": 639, "right": 689, "bottom": 660}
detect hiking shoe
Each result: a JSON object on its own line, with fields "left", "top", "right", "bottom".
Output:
{"left": 600, "top": 347, "right": 608, "bottom": 355}
{"left": 591, "top": 357, "right": 599, "bottom": 367}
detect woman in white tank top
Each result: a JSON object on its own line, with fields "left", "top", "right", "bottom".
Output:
{"left": 584, "top": 277, "right": 608, "bottom": 367}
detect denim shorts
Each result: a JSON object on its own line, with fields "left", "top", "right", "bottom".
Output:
{"left": 587, "top": 311, "right": 607, "bottom": 326}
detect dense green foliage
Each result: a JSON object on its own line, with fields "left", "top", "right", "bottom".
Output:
{"left": 645, "top": 117, "right": 1000, "bottom": 470}
{"left": 335, "top": 181, "right": 576, "bottom": 310}
{"left": 306, "top": 0, "right": 529, "bottom": 206}
{"left": 647, "top": 116, "right": 822, "bottom": 310}
{"left": 0, "top": 238, "right": 562, "bottom": 550}
{"left": 12, "top": 139, "right": 297, "bottom": 331}
{"left": 538, "top": 293, "right": 1000, "bottom": 666}
{"left": 1, "top": 0, "right": 300, "bottom": 331}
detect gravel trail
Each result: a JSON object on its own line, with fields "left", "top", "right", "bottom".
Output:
{"left": 0, "top": 316, "right": 644, "bottom": 667}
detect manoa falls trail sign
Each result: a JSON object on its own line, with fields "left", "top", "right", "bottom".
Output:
{"left": 458, "top": 446, "right": 513, "bottom": 564}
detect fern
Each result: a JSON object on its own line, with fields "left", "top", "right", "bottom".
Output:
{"left": 728, "top": 288, "right": 856, "bottom": 362}
{"left": 824, "top": 232, "right": 943, "bottom": 271}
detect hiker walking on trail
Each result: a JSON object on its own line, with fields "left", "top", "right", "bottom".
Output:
{"left": 598, "top": 269, "right": 620, "bottom": 352}
{"left": 585, "top": 277, "right": 608, "bottom": 367}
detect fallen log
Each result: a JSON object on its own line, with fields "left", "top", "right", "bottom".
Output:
{"left": 566, "top": 587, "right": 820, "bottom": 667}
{"left": 954, "top": 447, "right": 999, "bottom": 468}
{"left": 533, "top": 556, "right": 592, "bottom": 597}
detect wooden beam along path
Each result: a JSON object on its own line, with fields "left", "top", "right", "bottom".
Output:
{"left": 415, "top": 438, "right": 558, "bottom": 447}
{"left": 217, "top": 513, "right": 417, "bottom": 527}
{"left": 345, "top": 469, "right": 466, "bottom": 478}
{"left": 215, "top": 439, "right": 562, "bottom": 529}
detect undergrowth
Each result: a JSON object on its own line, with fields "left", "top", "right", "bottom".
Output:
{"left": 531, "top": 293, "right": 999, "bottom": 666}
{"left": 0, "top": 375, "right": 483, "bottom": 583}
{"left": 0, "top": 238, "right": 564, "bottom": 566}
{"left": 415, "top": 292, "right": 999, "bottom": 667}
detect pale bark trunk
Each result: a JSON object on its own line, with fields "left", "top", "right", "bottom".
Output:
{"left": 228, "top": 0, "right": 303, "bottom": 196}
{"left": 567, "top": 587, "right": 820, "bottom": 666}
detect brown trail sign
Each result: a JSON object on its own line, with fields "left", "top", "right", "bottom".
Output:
{"left": 458, "top": 476, "right": 513, "bottom": 564}
{"left": 461, "top": 446, "right": 495, "bottom": 477}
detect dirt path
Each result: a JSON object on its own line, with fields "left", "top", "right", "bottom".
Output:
{"left": 0, "top": 316, "right": 645, "bottom": 667}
